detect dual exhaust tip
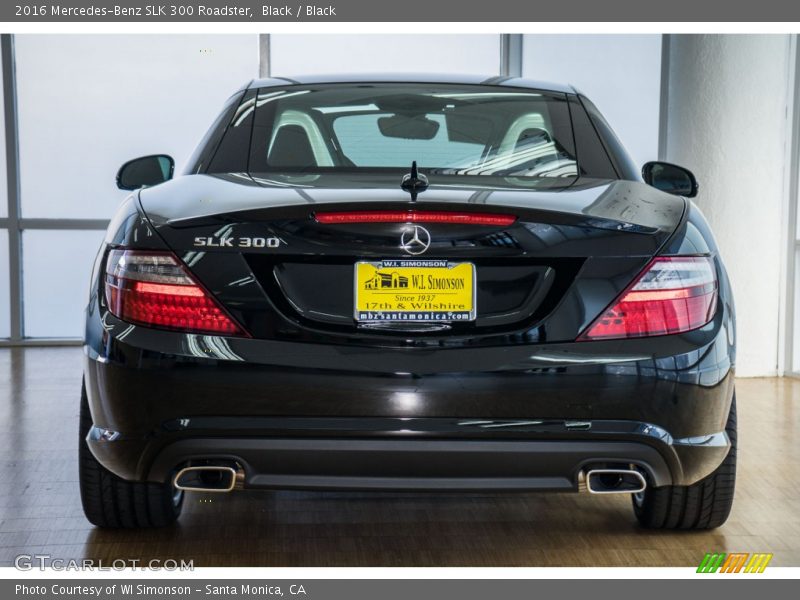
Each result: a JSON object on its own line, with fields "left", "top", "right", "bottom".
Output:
{"left": 174, "top": 464, "right": 244, "bottom": 493}
{"left": 583, "top": 468, "right": 647, "bottom": 494}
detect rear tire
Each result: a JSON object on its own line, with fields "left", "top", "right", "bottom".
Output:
{"left": 79, "top": 380, "right": 183, "bottom": 528}
{"left": 633, "top": 393, "right": 737, "bottom": 530}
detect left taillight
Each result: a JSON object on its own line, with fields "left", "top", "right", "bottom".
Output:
{"left": 104, "top": 249, "right": 247, "bottom": 336}
{"left": 578, "top": 256, "right": 718, "bottom": 341}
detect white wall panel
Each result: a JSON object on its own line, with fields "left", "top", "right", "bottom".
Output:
{"left": 666, "top": 35, "right": 791, "bottom": 377}
{"left": 270, "top": 35, "right": 500, "bottom": 77}
{"left": 22, "top": 229, "right": 106, "bottom": 338}
{"left": 522, "top": 34, "right": 662, "bottom": 167}
{"left": 15, "top": 35, "right": 258, "bottom": 219}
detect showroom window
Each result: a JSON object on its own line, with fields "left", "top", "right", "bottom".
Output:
{"left": 1, "top": 39, "right": 11, "bottom": 340}
{"left": 0, "top": 34, "right": 258, "bottom": 342}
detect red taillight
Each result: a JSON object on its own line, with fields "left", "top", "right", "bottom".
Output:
{"left": 315, "top": 211, "right": 516, "bottom": 226}
{"left": 104, "top": 250, "right": 247, "bottom": 336}
{"left": 578, "top": 256, "right": 718, "bottom": 341}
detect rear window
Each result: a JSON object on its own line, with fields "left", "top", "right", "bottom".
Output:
{"left": 246, "top": 84, "right": 579, "bottom": 178}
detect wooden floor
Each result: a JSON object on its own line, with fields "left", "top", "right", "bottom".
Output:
{"left": 1, "top": 347, "right": 799, "bottom": 567}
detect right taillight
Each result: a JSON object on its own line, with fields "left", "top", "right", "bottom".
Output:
{"left": 104, "top": 249, "right": 247, "bottom": 336}
{"left": 578, "top": 256, "right": 718, "bottom": 341}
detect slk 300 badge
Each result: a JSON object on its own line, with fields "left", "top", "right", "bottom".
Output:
{"left": 193, "top": 236, "right": 283, "bottom": 248}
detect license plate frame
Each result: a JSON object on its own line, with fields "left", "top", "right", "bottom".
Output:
{"left": 354, "top": 259, "right": 476, "bottom": 323}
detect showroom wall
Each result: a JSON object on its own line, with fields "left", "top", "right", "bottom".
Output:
{"left": 664, "top": 35, "right": 793, "bottom": 377}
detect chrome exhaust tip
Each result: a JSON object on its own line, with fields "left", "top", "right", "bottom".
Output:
{"left": 173, "top": 465, "right": 242, "bottom": 493}
{"left": 585, "top": 468, "right": 647, "bottom": 494}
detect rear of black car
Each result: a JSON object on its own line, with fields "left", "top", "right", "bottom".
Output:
{"left": 80, "top": 77, "right": 736, "bottom": 530}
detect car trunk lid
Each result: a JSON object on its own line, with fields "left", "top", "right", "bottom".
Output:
{"left": 138, "top": 173, "right": 685, "bottom": 343}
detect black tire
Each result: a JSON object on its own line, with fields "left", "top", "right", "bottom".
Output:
{"left": 79, "top": 380, "right": 183, "bottom": 528}
{"left": 633, "top": 393, "right": 737, "bottom": 530}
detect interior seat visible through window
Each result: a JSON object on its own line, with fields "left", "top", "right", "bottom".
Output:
{"left": 268, "top": 125, "right": 317, "bottom": 168}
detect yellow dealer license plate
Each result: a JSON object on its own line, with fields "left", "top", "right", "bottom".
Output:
{"left": 355, "top": 260, "right": 476, "bottom": 322}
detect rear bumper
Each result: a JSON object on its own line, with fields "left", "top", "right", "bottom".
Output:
{"left": 83, "top": 315, "right": 735, "bottom": 490}
{"left": 88, "top": 417, "right": 728, "bottom": 492}
{"left": 155, "top": 437, "right": 675, "bottom": 492}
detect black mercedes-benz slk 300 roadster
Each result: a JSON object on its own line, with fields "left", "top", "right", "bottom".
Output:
{"left": 81, "top": 74, "right": 736, "bottom": 530}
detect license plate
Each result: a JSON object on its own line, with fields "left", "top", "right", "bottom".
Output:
{"left": 354, "top": 260, "right": 476, "bottom": 322}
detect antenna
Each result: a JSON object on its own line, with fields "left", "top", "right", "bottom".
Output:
{"left": 400, "top": 161, "right": 429, "bottom": 201}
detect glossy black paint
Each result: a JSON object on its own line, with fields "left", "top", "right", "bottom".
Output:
{"left": 127, "top": 174, "right": 683, "bottom": 344}
{"left": 84, "top": 77, "right": 736, "bottom": 493}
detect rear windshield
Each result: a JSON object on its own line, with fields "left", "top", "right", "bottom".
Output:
{"left": 246, "top": 84, "right": 579, "bottom": 178}
{"left": 202, "top": 83, "right": 620, "bottom": 180}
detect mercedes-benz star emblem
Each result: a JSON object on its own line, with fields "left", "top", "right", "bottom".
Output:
{"left": 400, "top": 225, "right": 431, "bottom": 256}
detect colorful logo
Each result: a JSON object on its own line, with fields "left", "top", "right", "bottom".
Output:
{"left": 697, "top": 552, "right": 773, "bottom": 573}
